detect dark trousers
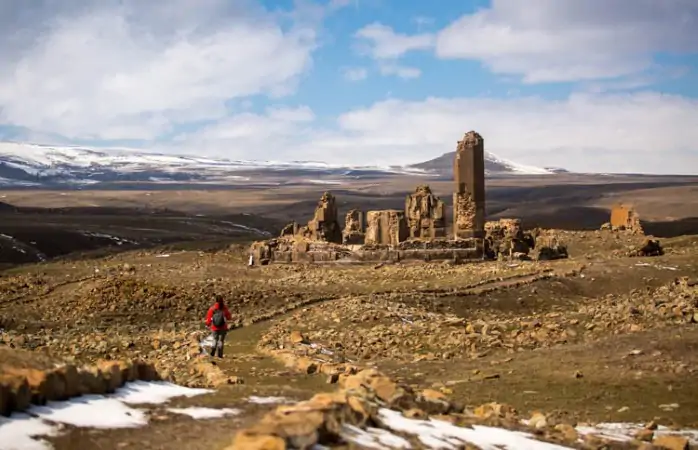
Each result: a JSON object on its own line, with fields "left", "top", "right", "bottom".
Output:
{"left": 210, "top": 330, "right": 227, "bottom": 357}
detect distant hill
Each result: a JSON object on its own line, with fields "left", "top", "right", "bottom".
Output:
{"left": 0, "top": 141, "right": 567, "bottom": 188}
{"left": 412, "top": 151, "right": 568, "bottom": 175}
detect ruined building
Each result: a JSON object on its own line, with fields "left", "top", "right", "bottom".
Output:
{"left": 365, "top": 210, "right": 408, "bottom": 247}
{"left": 342, "top": 209, "right": 365, "bottom": 245}
{"left": 298, "top": 192, "right": 342, "bottom": 244}
{"left": 484, "top": 218, "right": 537, "bottom": 260}
{"left": 453, "top": 131, "right": 486, "bottom": 239}
{"left": 609, "top": 204, "right": 643, "bottom": 234}
{"left": 405, "top": 185, "right": 446, "bottom": 239}
{"left": 250, "top": 130, "right": 493, "bottom": 264}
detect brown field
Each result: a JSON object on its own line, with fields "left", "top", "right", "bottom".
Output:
{"left": 1, "top": 173, "right": 698, "bottom": 449}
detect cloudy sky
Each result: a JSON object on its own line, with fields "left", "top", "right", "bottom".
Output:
{"left": 1, "top": 0, "right": 697, "bottom": 174}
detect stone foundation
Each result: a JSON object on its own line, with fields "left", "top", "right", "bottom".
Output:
{"left": 251, "top": 237, "right": 484, "bottom": 265}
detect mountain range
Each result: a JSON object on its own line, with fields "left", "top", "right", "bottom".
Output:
{"left": 0, "top": 142, "right": 566, "bottom": 188}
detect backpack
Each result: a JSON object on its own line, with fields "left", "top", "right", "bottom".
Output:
{"left": 212, "top": 308, "right": 226, "bottom": 328}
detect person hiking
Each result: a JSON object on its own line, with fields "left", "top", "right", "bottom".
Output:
{"left": 205, "top": 295, "right": 232, "bottom": 358}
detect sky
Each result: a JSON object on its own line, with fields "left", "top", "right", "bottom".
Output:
{"left": 1, "top": 0, "right": 697, "bottom": 174}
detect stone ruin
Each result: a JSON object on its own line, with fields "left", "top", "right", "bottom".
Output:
{"left": 628, "top": 238, "right": 663, "bottom": 257}
{"left": 405, "top": 185, "right": 446, "bottom": 239}
{"left": 342, "top": 209, "right": 365, "bottom": 245}
{"left": 249, "top": 130, "right": 564, "bottom": 265}
{"left": 453, "top": 131, "right": 485, "bottom": 239}
{"left": 365, "top": 210, "right": 408, "bottom": 247}
{"left": 484, "top": 218, "right": 535, "bottom": 260}
{"left": 299, "top": 192, "right": 343, "bottom": 243}
{"left": 602, "top": 204, "right": 644, "bottom": 234}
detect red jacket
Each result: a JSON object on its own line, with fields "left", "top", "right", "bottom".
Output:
{"left": 205, "top": 303, "right": 232, "bottom": 331}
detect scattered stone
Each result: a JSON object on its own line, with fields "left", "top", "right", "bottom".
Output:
{"left": 653, "top": 435, "right": 689, "bottom": 450}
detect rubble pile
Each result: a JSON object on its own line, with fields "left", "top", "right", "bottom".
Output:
{"left": 226, "top": 357, "right": 693, "bottom": 450}
{"left": 0, "top": 273, "right": 49, "bottom": 299}
{"left": 628, "top": 238, "right": 664, "bottom": 257}
{"left": 258, "top": 297, "right": 574, "bottom": 363}
{"left": 258, "top": 277, "right": 698, "bottom": 364}
{"left": 535, "top": 231, "right": 570, "bottom": 261}
{"left": 484, "top": 218, "right": 537, "bottom": 260}
{"left": 226, "top": 367, "right": 548, "bottom": 450}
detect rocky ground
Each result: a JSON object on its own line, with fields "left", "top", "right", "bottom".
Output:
{"left": 1, "top": 229, "right": 698, "bottom": 449}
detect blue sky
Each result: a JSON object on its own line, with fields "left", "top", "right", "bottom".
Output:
{"left": 1, "top": 0, "right": 697, "bottom": 173}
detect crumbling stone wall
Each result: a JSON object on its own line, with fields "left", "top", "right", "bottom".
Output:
{"left": 342, "top": 209, "right": 365, "bottom": 245}
{"left": 484, "top": 218, "right": 536, "bottom": 260}
{"left": 365, "top": 210, "right": 408, "bottom": 247}
{"left": 405, "top": 185, "right": 446, "bottom": 239}
{"left": 279, "top": 222, "right": 299, "bottom": 237}
{"left": 453, "top": 131, "right": 486, "bottom": 239}
{"left": 608, "top": 205, "right": 644, "bottom": 234}
{"left": 535, "top": 231, "right": 569, "bottom": 261}
{"left": 298, "top": 192, "right": 343, "bottom": 244}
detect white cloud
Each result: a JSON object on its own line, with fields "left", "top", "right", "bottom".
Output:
{"left": 413, "top": 16, "right": 435, "bottom": 31}
{"left": 168, "top": 106, "right": 317, "bottom": 160}
{"left": 341, "top": 67, "right": 369, "bottom": 82}
{"left": 378, "top": 64, "right": 421, "bottom": 79}
{"left": 354, "top": 22, "right": 434, "bottom": 59}
{"left": 0, "top": 0, "right": 317, "bottom": 141}
{"left": 171, "top": 92, "right": 698, "bottom": 175}
{"left": 436, "top": 0, "right": 698, "bottom": 83}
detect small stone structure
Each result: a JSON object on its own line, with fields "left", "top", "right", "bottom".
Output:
{"left": 534, "top": 231, "right": 569, "bottom": 261}
{"left": 365, "top": 210, "right": 408, "bottom": 247}
{"left": 405, "top": 185, "right": 446, "bottom": 239}
{"left": 484, "top": 218, "right": 537, "bottom": 260}
{"left": 342, "top": 209, "right": 365, "bottom": 245}
{"left": 608, "top": 204, "right": 643, "bottom": 234}
{"left": 453, "top": 131, "right": 486, "bottom": 239}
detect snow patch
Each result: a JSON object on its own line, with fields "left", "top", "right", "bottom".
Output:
{"left": 30, "top": 396, "right": 147, "bottom": 429}
{"left": 112, "top": 381, "right": 213, "bottom": 405}
{"left": 486, "top": 152, "right": 555, "bottom": 175}
{"left": 342, "top": 424, "right": 412, "bottom": 449}
{"left": 80, "top": 231, "right": 138, "bottom": 246}
{"left": 0, "top": 381, "right": 215, "bottom": 450}
{"left": 167, "top": 407, "right": 241, "bottom": 419}
{"left": 376, "top": 408, "right": 572, "bottom": 449}
{"left": 576, "top": 423, "right": 698, "bottom": 445}
{"left": 305, "top": 179, "right": 344, "bottom": 185}
{"left": 247, "top": 396, "right": 290, "bottom": 405}
{"left": 219, "top": 221, "right": 271, "bottom": 237}
{"left": 0, "top": 414, "right": 59, "bottom": 450}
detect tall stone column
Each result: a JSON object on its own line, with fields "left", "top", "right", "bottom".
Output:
{"left": 453, "top": 131, "right": 485, "bottom": 239}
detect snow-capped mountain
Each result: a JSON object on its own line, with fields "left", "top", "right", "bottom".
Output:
{"left": 0, "top": 142, "right": 565, "bottom": 188}
{"left": 411, "top": 150, "right": 568, "bottom": 176}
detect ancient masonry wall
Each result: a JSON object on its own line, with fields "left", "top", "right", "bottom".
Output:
{"left": 405, "top": 185, "right": 446, "bottom": 239}
{"left": 609, "top": 204, "right": 643, "bottom": 233}
{"left": 453, "top": 131, "right": 486, "bottom": 239}
{"left": 365, "top": 210, "right": 408, "bottom": 247}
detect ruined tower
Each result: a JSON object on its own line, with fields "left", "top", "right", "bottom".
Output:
{"left": 453, "top": 131, "right": 486, "bottom": 239}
